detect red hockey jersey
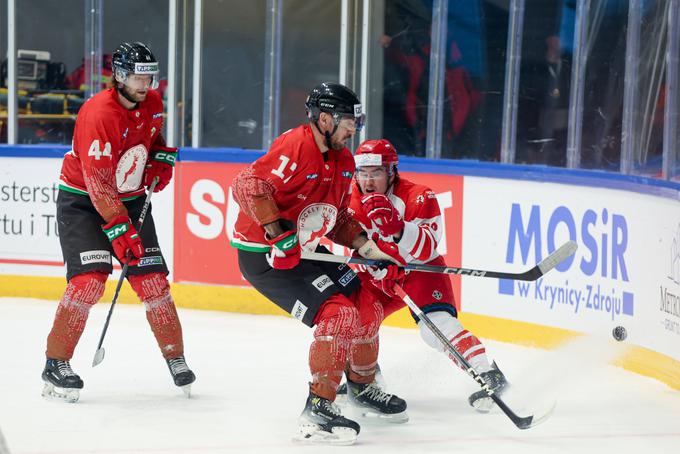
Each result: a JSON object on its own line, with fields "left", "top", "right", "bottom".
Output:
{"left": 231, "top": 124, "right": 356, "bottom": 252}
{"left": 349, "top": 177, "right": 443, "bottom": 264}
{"left": 59, "top": 88, "right": 165, "bottom": 219}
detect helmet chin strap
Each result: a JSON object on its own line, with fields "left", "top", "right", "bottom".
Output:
{"left": 313, "top": 120, "right": 338, "bottom": 150}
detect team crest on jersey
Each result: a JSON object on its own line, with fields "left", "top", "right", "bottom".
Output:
{"left": 116, "top": 144, "right": 148, "bottom": 192}
{"left": 432, "top": 290, "right": 442, "bottom": 300}
{"left": 297, "top": 203, "right": 338, "bottom": 252}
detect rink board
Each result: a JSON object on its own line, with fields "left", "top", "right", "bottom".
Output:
{"left": 1, "top": 147, "right": 679, "bottom": 391}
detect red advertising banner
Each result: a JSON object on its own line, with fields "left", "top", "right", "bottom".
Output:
{"left": 174, "top": 161, "right": 464, "bottom": 307}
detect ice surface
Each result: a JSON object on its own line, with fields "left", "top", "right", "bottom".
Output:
{"left": 0, "top": 297, "right": 678, "bottom": 453}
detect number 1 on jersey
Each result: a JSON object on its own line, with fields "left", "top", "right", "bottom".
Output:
{"left": 271, "top": 155, "right": 297, "bottom": 183}
{"left": 87, "top": 140, "right": 112, "bottom": 160}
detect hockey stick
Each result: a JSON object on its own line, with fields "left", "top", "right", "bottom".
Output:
{"left": 392, "top": 283, "right": 553, "bottom": 430}
{"left": 92, "top": 177, "right": 158, "bottom": 367}
{"left": 301, "top": 240, "right": 577, "bottom": 281}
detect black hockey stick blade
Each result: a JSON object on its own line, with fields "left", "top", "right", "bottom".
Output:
{"left": 301, "top": 240, "right": 577, "bottom": 281}
{"left": 492, "top": 393, "right": 556, "bottom": 429}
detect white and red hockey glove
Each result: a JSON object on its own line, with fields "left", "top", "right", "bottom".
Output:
{"left": 367, "top": 264, "right": 405, "bottom": 298}
{"left": 360, "top": 193, "right": 404, "bottom": 236}
{"left": 102, "top": 216, "right": 144, "bottom": 266}
{"left": 265, "top": 230, "right": 301, "bottom": 270}
{"left": 357, "top": 233, "right": 405, "bottom": 265}
{"left": 144, "top": 145, "right": 177, "bottom": 192}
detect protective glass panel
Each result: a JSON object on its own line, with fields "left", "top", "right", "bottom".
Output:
{"left": 628, "top": 1, "right": 669, "bottom": 178}
{"left": 579, "top": 0, "right": 629, "bottom": 171}
{"left": 201, "top": 1, "right": 265, "bottom": 148}
{"left": 516, "top": 0, "right": 575, "bottom": 166}
{"left": 380, "top": 0, "right": 433, "bottom": 156}
{"left": 280, "top": 1, "right": 340, "bottom": 136}
{"left": 11, "top": 0, "right": 84, "bottom": 144}
{"left": 440, "top": 0, "right": 506, "bottom": 161}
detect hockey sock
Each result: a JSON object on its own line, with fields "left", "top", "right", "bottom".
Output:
{"left": 348, "top": 298, "right": 383, "bottom": 384}
{"left": 418, "top": 311, "right": 492, "bottom": 373}
{"left": 128, "top": 273, "right": 184, "bottom": 359}
{"left": 309, "top": 293, "right": 359, "bottom": 401}
{"left": 46, "top": 271, "right": 107, "bottom": 359}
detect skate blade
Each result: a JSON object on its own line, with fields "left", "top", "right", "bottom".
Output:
{"left": 356, "top": 408, "right": 409, "bottom": 424}
{"left": 180, "top": 384, "right": 192, "bottom": 398}
{"left": 42, "top": 382, "right": 80, "bottom": 403}
{"left": 293, "top": 424, "right": 357, "bottom": 446}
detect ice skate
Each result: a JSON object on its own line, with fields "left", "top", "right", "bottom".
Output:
{"left": 336, "top": 364, "right": 385, "bottom": 405}
{"left": 347, "top": 379, "right": 408, "bottom": 423}
{"left": 468, "top": 361, "right": 509, "bottom": 413}
{"left": 41, "top": 358, "right": 83, "bottom": 403}
{"left": 166, "top": 355, "right": 195, "bottom": 397}
{"left": 293, "top": 391, "right": 361, "bottom": 445}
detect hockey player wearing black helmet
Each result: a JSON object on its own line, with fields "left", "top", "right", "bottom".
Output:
{"left": 112, "top": 41, "right": 160, "bottom": 107}
{"left": 305, "top": 82, "right": 366, "bottom": 151}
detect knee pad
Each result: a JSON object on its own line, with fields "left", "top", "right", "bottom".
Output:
{"left": 64, "top": 271, "right": 107, "bottom": 308}
{"left": 418, "top": 311, "right": 464, "bottom": 352}
{"left": 128, "top": 272, "right": 171, "bottom": 309}
{"left": 313, "top": 293, "right": 359, "bottom": 341}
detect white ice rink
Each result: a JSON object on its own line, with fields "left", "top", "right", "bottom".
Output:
{"left": 0, "top": 297, "right": 678, "bottom": 454}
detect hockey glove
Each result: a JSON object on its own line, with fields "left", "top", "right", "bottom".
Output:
{"left": 144, "top": 145, "right": 177, "bottom": 192}
{"left": 367, "top": 264, "right": 405, "bottom": 299}
{"left": 102, "top": 216, "right": 144, "bottom": 266}
{"left": 265, "top": 230, "right": 301, "bottom": 270}
{"left": 357, "top": 234, "right": 405, "bottom": 265}
{"left": 361, "top": 193, "right": 404, "bottom": 236}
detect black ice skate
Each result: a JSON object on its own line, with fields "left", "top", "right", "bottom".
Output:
{"left": 166, "top": 356, "right": 195, "bottom": 397}
{"left": 336, "top": 363, "right": 385, "bottom": 404}
{"left": 294, "top": 391, "right": 361, "bottom": 445}
{"left": 468, "top": 361, "right": 509, "bottom": 413}
{"left": 347, "top": 380, "right": 409, "bottom": 423}
{"left": 41, "top": 358, "right": 84, "bottom": 403}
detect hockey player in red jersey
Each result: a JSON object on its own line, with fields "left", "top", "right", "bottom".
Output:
{"left": 231, "top": 83, "right": 407, "bottom": 445}
{"left": 346, "top": 139, "right": 509, "bottom": 413}
{"left": 43, "top": 42, "right": 195, "bottom": 403}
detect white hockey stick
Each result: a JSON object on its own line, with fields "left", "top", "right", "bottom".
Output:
{"left": 302, "top": 240, "right": 577, "bottom": 281}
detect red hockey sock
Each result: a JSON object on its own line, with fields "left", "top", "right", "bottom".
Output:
{"left": 128, "top": 273, "right": 184, "bottom": 359}
{"left": 348, "top": 298, "right": 383, "bottom": 384}
{"left": 46, "top": 272, "right": 107, "bottom": 359}
{"left": 309, "top": 294, "right": 359, "bottom": 400}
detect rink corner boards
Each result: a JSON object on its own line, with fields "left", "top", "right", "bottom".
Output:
{"left": 1, "top": 273, "right": 679, "bottom": 391}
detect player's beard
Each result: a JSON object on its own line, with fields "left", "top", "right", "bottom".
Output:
{"left": 329, "top": 133, "right": 348, "bottom": 151}
{"left": 120, "top": 85, "right": 148, "bottom": 103}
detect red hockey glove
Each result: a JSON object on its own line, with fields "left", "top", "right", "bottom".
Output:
{"left": 102, "top": 216, "right": 144, "bottom": 266}
{"left": 361, "top": 193, "right": 404, "bottom": 236}
{"left": 144, "top": 145, "right": 177, "bottom": 192}
{"left": 265, "top": 230, "right": 301, "bottom": 270}
{"left": 367, "top": 264, "right": 405, "bottom": 298}
{"left": 357, "top": 234, "right": 405, "bottom": 265}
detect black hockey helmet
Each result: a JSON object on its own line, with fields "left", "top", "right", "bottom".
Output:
{"left": 305, "top": 82, "right": 365, "bottom": 132}
{"left": 112, "top": 41, "right": 159, "bottom": 89}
